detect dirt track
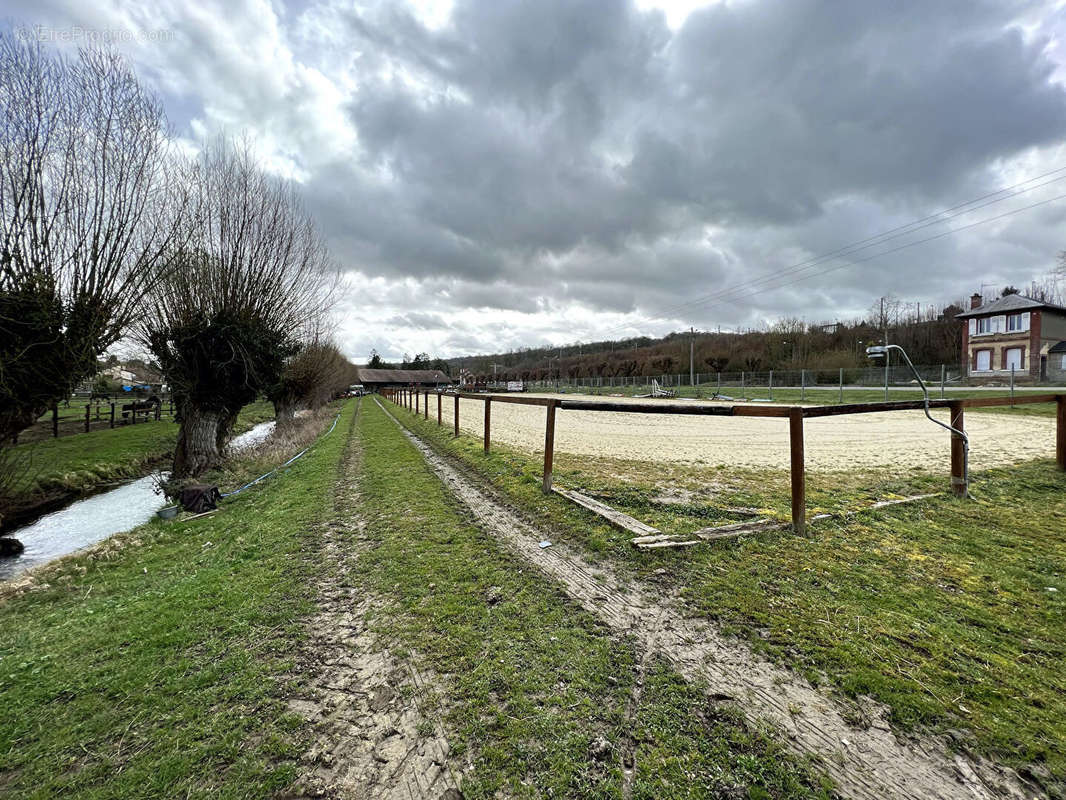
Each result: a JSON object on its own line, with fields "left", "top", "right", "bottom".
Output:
{"left": 289, "top": 400, "right": 461, "bottom": 799}
{"left": 435, "top": 393, "right": 1056, "bottom": 471}
{"left": 378, "top": 397, "right": 1043, "bottom": 800}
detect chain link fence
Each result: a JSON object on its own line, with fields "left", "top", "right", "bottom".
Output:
{"left": 524, "top": 363, "right": 980, "bottom": 399}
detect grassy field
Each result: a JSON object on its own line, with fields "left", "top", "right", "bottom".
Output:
{"left": 384, "top": 394, "right": 1066, "bottom": 788}
{"left": 354, "top": 399, "right": 832, "bottom": 798}
{"left": 8, "top": 401, "right": 275, "bottom": 502}
{"left": 0, "top": 400, "right": 354, "bottom": 798}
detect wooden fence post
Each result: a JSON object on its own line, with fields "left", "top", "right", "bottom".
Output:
{"left": 110, "top": 403, "right": 115, "bottom": 428}
{"left": 483, "top": 397, "right": 491, "bottom": 453}
{"left": 437, "top": 392, "right": 442, "bottom": 425}
{"left": 415, "top": 390, "right": 419, "bottom": 414}
{"left": 84, "top": 404, "right": 91, "bottom": 432}
{"left": 789, "top": 407, "right": 805, "bottom": 534}
{"left": 454, "top": 394, "right": 459, "bottom": 438}
{"left": 1056, "top": 395, "right": 1065, "bottom": 470}
{"left": 424, "top": 390, "right": 428, "bottom": 420}
{"left": 949, "top": 401, "right": 966, "bottom": 496}
{"left": 52, "top": 403, "right": 59, "bottom": 438}
{"left": 542, "top": 399, "right": 558, "bottom": 493}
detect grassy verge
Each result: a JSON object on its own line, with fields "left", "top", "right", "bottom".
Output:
{"left": 383, "top": 395, "right": 1066, "bottom": 788}
{"left": 0, "top": 399, "right": 354, "bottom": 798}
{"left": 354, "top": 399, "right": 832, "bottom": 798}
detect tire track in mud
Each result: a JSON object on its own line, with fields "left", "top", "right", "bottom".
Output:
{"left": 287, "top": 400, "right": 463, "bottom": 800}
{"left": 376, "top": 397, "right": 1043, "bottom": 800}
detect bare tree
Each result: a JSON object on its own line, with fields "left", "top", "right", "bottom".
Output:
{"left": 142, "top": 136, "right": 336, "bottom": 481}
{"left": 269, "top": 338, "right": 351, "bottom": 426}
{"left": 0, "top": 34, "right": 187, "bottom": 445}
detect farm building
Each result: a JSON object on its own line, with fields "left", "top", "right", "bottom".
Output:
{"left": 355, "top": 368, "right": 454, "bottom": 391}
{"left": 958, "top": 292, "right": 1066, "bottom": 380}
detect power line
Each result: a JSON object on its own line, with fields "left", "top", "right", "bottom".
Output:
{"left": 673, "top": 189, "right": 1066, "bottom": 318}
{"left": 581, "top": 165, "right": 1066, "bottom": 341}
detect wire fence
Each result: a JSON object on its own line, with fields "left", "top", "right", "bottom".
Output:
{"left": 518, "top": 363, "right": 1000, "bottom": 400}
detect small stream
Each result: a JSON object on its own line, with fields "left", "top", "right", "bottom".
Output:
{"left": 227, "top": 420, "right": 276, "bottom": 452}
{"left": 0, "top": 420, "right": 280, "bottom": 582}
{"left": 0, "top": 474, "right": 168, "bottom": 581}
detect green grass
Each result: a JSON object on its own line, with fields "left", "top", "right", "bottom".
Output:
{"left": 384, "top": 395, "right": 1066, "bottom": 789}
{"left": 354, "top": 399, "right": 832, "bottom": 798}
{"left": 9, "top": 401, "right": 275, "bottom": 499}
{"left": 0, "top": 399, "right": 354, "bottom": 798}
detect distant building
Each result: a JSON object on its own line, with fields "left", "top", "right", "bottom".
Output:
{"left": 957, "top": 292, "right": 1066, "bottom": 380}
{"left": 355, "top": 368, "right": 453, "bottom": 391}
{"left": 101, "top": 365, "right": 138, "bottom": 383}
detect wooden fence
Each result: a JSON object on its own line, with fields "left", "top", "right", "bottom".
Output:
{"left": 12, "top": 398, "right": 174, "bottom": 445}
{"left": 382, "top": 388, "right": 1066, "bottom": 534}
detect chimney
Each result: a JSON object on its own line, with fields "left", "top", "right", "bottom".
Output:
{"left": 970, "top": 292, "right": 983, "bottom": 310}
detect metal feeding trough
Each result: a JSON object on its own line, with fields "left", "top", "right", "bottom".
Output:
{"left": 157, "top": 505, "right": 180, "bottom": 520}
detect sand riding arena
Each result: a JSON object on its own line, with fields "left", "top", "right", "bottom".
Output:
{"left": 385, "top": 388, "right": 1066, "bottom": 537}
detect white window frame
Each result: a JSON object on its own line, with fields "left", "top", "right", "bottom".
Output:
{"left": 1005, "top": 347, "right": 1023, "bottom": 370}
{"left": 976, "top": 317, "right": 992, "bottom": 335}
{"left": 975, "top": 349, "right": 992, "bottom": 371}
{"left": 1006, "top": 313, "right": 1025, "bottom": 332}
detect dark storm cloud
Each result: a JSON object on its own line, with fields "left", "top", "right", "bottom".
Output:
{"left": 6, "top": 0, "right": 1065, "bottom": 358}
{"left": 314, "top": 0, "right": 1066, "bottom": 325}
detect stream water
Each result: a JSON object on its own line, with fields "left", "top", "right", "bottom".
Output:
{"left": 0, "top": 420, "right": 279, "bottom": 582}
{"left": 227, "top": 420, "right": 276, "bottom": 452}
{"left": 0, "top": 474, "right": 167, "bottom": 581}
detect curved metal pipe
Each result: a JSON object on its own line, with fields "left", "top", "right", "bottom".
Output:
{"left": 868, "top": 344, "right": 969, "bottom": 497}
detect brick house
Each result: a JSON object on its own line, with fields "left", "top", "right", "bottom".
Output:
{"left": 957, "top": 292, "right": 1066, "bottom": 381}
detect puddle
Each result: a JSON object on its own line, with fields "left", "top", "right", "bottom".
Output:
{"left": 228, "top": 420, "right": 276, "bottom": 452}
{"left": 0, "top": 474, "right": 167, "bottom": 581}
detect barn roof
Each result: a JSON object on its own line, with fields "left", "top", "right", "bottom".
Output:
{"left": 356, "top": 368, "right": 453, "bottom": 384}
{"left": 956, "top": 294, "right": 1066, "bottom": 318}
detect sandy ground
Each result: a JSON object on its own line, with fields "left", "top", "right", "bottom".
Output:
{"left": 427, "top": 392, "right": 1057, "bottom": 471}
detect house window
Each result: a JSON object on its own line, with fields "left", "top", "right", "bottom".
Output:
{"left": 1005, "top": 347, "right": 1023, "bottom": 370}
{"left": 976, "top": 317, "right": 992, "bottom": 334}
{"left": 1006, "top": 313, "right": 1025, "bottom": 332}
{"left": 976, "top": 350, "right": 991, "bottom": 371}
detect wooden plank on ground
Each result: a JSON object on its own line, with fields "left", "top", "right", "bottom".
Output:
{"left": 552, "top": 487, "right": 660, "bottom": 536}
{"left": 691, "top": 518, "right": 787, "bottom": 540}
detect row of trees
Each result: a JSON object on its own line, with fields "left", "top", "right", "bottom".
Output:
{"left": 367, "top": 350, "right": 451, "bottom": 373}
{"left": 452, "top": 299, "right": 969, "bottom": 383}
{"left": 0, "top": 34, "right": 348, "bottom": 496}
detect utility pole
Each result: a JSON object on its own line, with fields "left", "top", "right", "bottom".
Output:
{"left": 689, "top": 327, "right": 695, "bottom": 387}
{"left": 882, "top": 296, "right": 889, "bottom": 401}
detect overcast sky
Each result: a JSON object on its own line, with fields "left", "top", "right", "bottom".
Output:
{"left": 7, "top": 0, "right": 1066, "bottom": 362}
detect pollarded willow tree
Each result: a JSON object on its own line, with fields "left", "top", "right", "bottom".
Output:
{"left": 269, "top": 338, "right": 353, "bottom": 427}
{"left": 143, "top": 137, "right": 335, "bottom": 481}
{"left": 0, "top": 33, "right": 187, "bottom": 444}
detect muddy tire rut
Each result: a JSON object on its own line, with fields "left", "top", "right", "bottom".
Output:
{"left": 376, "top": 397, "right": 1044, "bottom": 800}
{"left": 287, "top": 401, "right": 463, "bottom": 799}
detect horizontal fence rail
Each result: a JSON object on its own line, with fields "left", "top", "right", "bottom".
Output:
{"left": 382, "top": 387, "right": 1066, "bottom": 537}
{"left": 11, "top": 397, "right": 176, "bottom": 444}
